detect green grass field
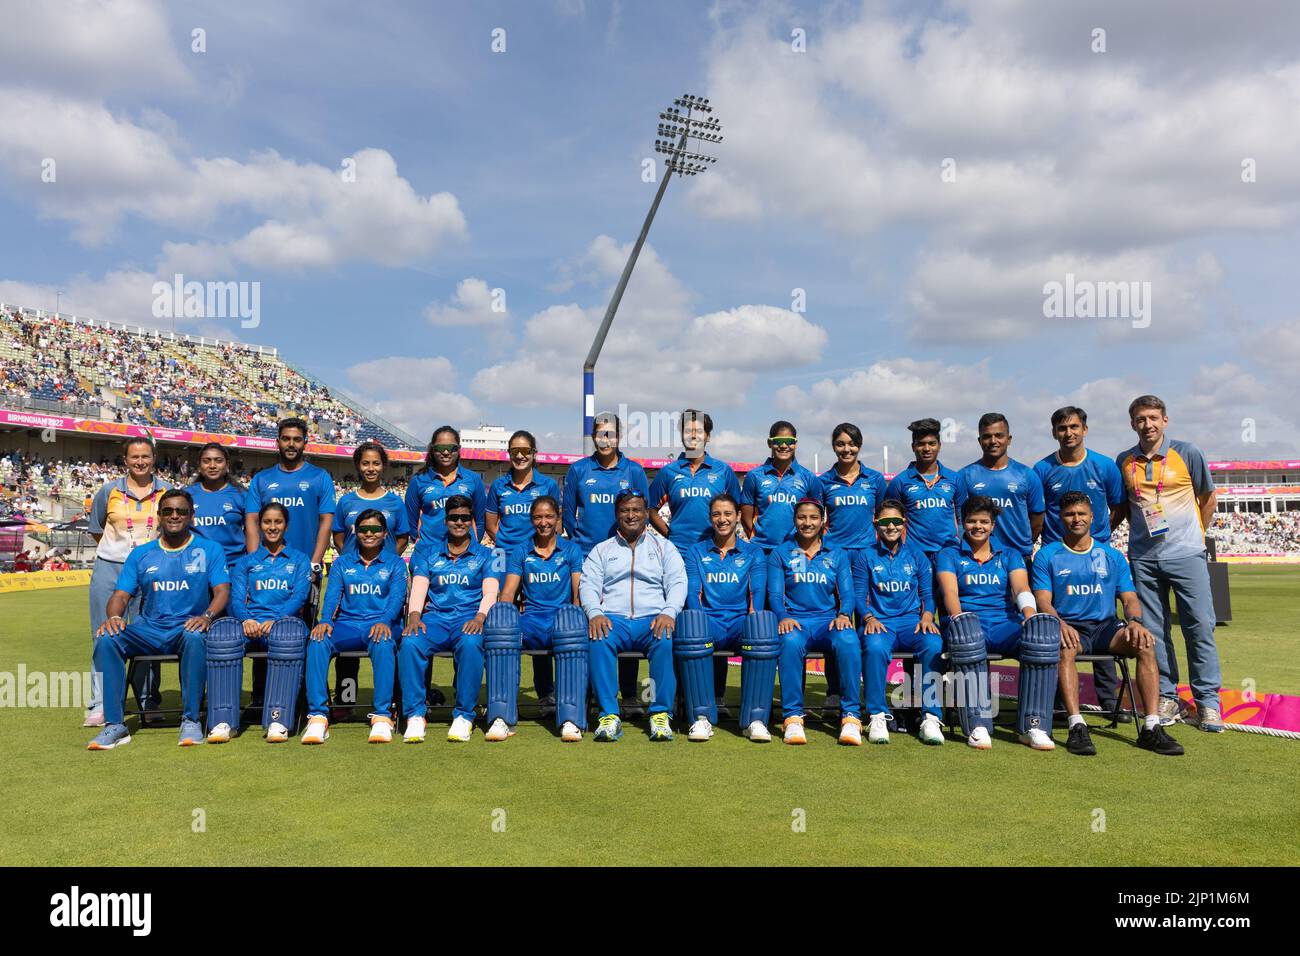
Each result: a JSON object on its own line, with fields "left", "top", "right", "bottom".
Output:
{"left": 2, "top": 567, "right": 1297, "bottom": 866}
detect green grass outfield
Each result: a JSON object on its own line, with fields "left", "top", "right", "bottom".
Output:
{"left": 2, "top": 567, "right": 1297, "bottom": 866}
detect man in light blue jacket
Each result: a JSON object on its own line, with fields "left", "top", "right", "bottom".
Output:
{"left": 580, "top": 489, "right": 687, "bottom": 743}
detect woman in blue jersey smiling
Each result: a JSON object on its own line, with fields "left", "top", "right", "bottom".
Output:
{"left": 405, "top": 426, "right": 487, "bottom": 559}
{"left": 334, "top": 441, "right": 409, "bottom": 555}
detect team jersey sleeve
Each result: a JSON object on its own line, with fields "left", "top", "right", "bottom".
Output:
{"left": 725, "top": 465, "right": 741, "bottom": 501}
{"left": 747, "top": 547, "right": 766, "bottom": 612}
{"left": 206, "top": 541, "right": 231, "bottom": 588}
{"left": 683, "top": 546, "right": 703, "bottom": 610}
{"left": 390, "top": 496, "right": 411, "bottom": 538}
{"left": 871, "top": 470, "right": 888, "bottom": 507}
{"left": 739, "top": 471, "right": 757, "bottom": 508}
{"left": 316, "top": 469, "right": 336, "bottom": 515}
{"left": 914, "top": 548, "right": 934, "bottom": 614}
{"left": 648, "top": 467, "right": 670, "bottom": 510}
{"left": 404, "top": 480, "right": 422, "bottom": 544}
{"left": 229, "top": 555, "right": 252, "bottom": 622}
{"left": 114, "top": 545, "right": 143, "bottom": 598}
{"left": 88, "top": 484, "right": 111, "bottom": 534}
{"left": 484, "top": 478, "right": 501, "bottom": 517}
{"left": 285, "top": 558, "right": 311, "bottom": 619}
{"left": 1007, "top": 550, "right": 1027, "bottom": 575}
{"left": 320, "top": 557, "right": 345, "bottom": 622}
{"left": 766, "top": 549, "right": 788, "bottom": 618}
{"left": 935, "top": 547, "right": 958, "bottom": 578}
{"left": 383, "top": 557, "right": 409, "bottom": 623}
{"left": 1029, "top": 548, "right": 1052, "bottom": 593}
{"left": 1113, "top": 549, "right": 1136, "bottom": 594}
{"left": 505, "top": 546, "right": 526, "bottom": 580}
{"left": 1026, "top": 467, "right": 1046, "bottom": 513}
{"left": 561, "top": 466, "right": 579, "bottom": 537}
{"left": 331, "top": 497, "right": 348, "bottom": 534}
{"left": 835, "top": 551, "right": 855, "bottom": 617}
{"left": 1101, "top": 457, "right": 1126, "bottom": 507}
{"left": 243, "top": 475, "right": 264, "bottom": 515}
{"left": 953, "top": 470, "right": 969, "bottom": 508}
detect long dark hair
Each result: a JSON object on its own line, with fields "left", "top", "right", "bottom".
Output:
{"left": 422, "top": 425, "right": 461, "bottom": 474}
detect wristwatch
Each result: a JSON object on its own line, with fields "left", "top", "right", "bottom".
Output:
{"left": 311, "top": 562, "right": 323, "bottom": 574}
{"left": 201, "top": 611, "right": 214, "bottom": 622}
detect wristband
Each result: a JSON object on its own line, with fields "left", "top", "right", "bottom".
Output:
{"left": 1015, "top": 591, "right": 1036, "bottom": 612}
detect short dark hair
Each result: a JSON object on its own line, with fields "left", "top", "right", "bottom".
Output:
{"left": 794, "top": 496, "right": 825, "bottom": 517}
{"left": 260, "top": 501, "right": 291, "bottom": 526}
{"left": 277, "top": 417, "right": 308, "bottom": 437}
{"left": 352, "top": 440, "right": 389, "bottom": 470}
{"left": 875, "top": 498, "right": 907, "bottom": 519}
{"left": 159, "top": 487, "right": 194, "bottom": 512}
{"left": 907, "top": 418, "right": 942, "bottom": 441}
{"left": 124, "top": 436, "right": 155, "bottom": 456}
{"left": 1050, "top": 406, "right": 1088, "bottom": 428}
{"left": 768, "top": 420, "right": 797, "bottom": 439}
{"left": 530, "top": 494, "right": 559, "bottom": 515}
{"left": 1059, "top": 491, "right": 1093, "bottom": 512}
{"left": 1128, "top": 395, "right": 1167, "bottom": 419}
{"left": 443, "top": 494, "right": 473, "bottom": 515}
{"left": 681, "top": 409, "right": 713, "bottom": 436}
{"left": 977, "top": 413, "right": 1008, "bottom": 433}
{"left": 354, "top": 508, "right": 388, "bottom": 532}
{"left": 592, "top": 412, "right": 621, "bottom": 438}
{"left": 831, "top": 422, "right": 863, "bottom": 447}
{"left": 709, "top": 492, "right": 738, "bottom": 512}
{"left": 961, "top": 495, "right": 1001, "bottom": 521}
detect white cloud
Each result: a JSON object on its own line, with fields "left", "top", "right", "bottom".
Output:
{"left": 688, "top": 305, "right": 827, "bottom": 369}
{"left": 344, "top": 355, "right": 477, "bottom": 438}
{"left": 347, "top": 356, "right": 456, "bottom": 395}
{"left": 424, "top": 278, "right": 507, "bottom": 327}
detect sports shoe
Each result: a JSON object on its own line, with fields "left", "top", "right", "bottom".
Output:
{"left": 1191, "top": 706, "right": 1224, "bottom": 733}
{"left": 301, "top": 716, "right": 329, "bottom": 744}
{"left": 1066, "top": 722, "right": 1097, "bottom": 756}
{"left": 447, "top": 715, "right": 474, "bottom": 742}
{"left": 1157, "top": 697, "right": 1183, "bottom": 726}
{"left": 839, "top": 715, "right": 863, "bottom": 746}
{"left": 867, "top": 712, "right": 890, "bottom": 745}
{"left": 266, "top": 721, "right": 290, "bottom": 743}
{"left": 744, "top": 720, "right": 772, "bottom": 742}
{"left": 649, "top": 712, "right": 674, "bottom": 742}
{"left": 206, "top": 722, "right": 232, "bottom": 744}
{"left": 560, "top": 721, "right": 582, "bottom": 742}
{"left": 918, "top": 714, "right": 945, "bottom": 745}
{"left": 1138, "top": 723, "right": 1185, "bottom": 756}
{"left": 688, "top": 716, "right": 713, "bottom": 741}
{"left": 783, "top": 716, "right": 807, "bottom": 745}
{"left": 485, "top": 717, "right": 515, "bottom": 742}
{"left": 87, "top": 723, "right": 131, "bottom": 750}
{"left": 83, "top": 711, "right": 105, "bottom": 728}
{"left": 1019, "top": 728, "right": 1055, "bottom": 751}
{"left": 821, "top": 694, "right": 842, "bottom": 722}
{"left": 538, "top": 693, "right": 557, "bottom": 720}
{"left": 967, "top": 726, "right": 992, "bottom": 750}
{"left": 178, "top": 719, "right": 204, "bottom": 747}
{"left": 593, "top": 714, "right": 622, "bottom": 742}
{"left": 403, "top": 715, "right": 427, "bottom": 743}
{"left": 368, "top": 715, "right": 394, "bottom": 743}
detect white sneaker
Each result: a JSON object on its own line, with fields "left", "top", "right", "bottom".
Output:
{"left": 560, "top": 721, "right": 582, "bottom": 742}
{"left": 867, "top": 712, "right": 890, "bottom": 744}
{"left": 918, "top": 714, "right": 945, "bottom": 746}
{"left": 206, "top": 721, "right": 232, "bottom": 744}
{"left": 447, "top": 714, "right": 474, "bottom": 742}
{"left": 688, "top": 717, "right": 713, "bottom": 742}
{"left": 839, "top": 716, "right": 863, "bottom": 746}
{"left": 403, "top": 715, "right": 427, "bottom": 743}
{"left": 744, "top": 720, "right": 772, "bottom": 743}
{"left": 783, "top": 717, "right": 807, "bottom": 745}
{"left": 301, "top": 716, "right": 329, "bottom": 745}
{"left": 485, "top": 717, "right": 515, "bottom": 742}
{"left": 967, "top": 726, "right": 992, "bottom": 750}
{"left": 266, "top": 721, "right": 290, "bottom": 743}
{"left": 368, "top": 715, "right": 394, "bottom": 743}
{"left": 1019, "top": 728, "right": 1055, "bottom": 751}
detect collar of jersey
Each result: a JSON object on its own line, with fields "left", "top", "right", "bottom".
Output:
{"left": 158, "top": 534, "right": 195, "bottom": 553}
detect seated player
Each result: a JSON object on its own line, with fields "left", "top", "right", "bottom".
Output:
{"left": 679, "top": 493, "right": 770, "bottom": 742}
{"left": 87, "top": 488, "right": 230, "bottom": 750}
{"left": 855, "top": 499, "right": 944, "bottom": 746}
{"left": 1032, "top": 492, "right": 1183, "bottom": 756}
{"left": 935, "top": 496, "right": 1061, "bottom": 751}
{"left": 580, "top": 489, "right": 686, "bottom": 743}
{"left": 769, "top": 498, "right": 862, "bottom": 746}
{"left": 400, "top": 495, "right": 499, "bottom": 743}
{"left": 302, "top": 510, "right": 408, "bottom": 745}
{"left": 205, "top": 502, "right": 311, "bottom": 744}
{"left": 486, "top": 495, "right": 587, "bottom": 742}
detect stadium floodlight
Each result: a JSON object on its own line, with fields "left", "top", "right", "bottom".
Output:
{"left": 582, "top": 93, "right": 722, "bottom": 453}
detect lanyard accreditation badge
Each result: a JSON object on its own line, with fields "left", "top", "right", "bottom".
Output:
{"left": 1132, "top": 458, "right": 1169, "bottom": 537}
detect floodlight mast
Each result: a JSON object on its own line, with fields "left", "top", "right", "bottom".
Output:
{"left": 582, "top": 94, "right": 721, "bottom": 454}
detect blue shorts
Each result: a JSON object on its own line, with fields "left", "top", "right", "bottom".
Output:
{"left": 1068, "top": 618, "right": 1125, "bottom": 655}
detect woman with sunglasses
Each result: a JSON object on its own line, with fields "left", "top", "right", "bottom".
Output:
{"left": 768, "top": 498, "right": 862, "bottom": 745}
{"left": 855, "top": 499, "right": 944, "bottom": 746}
{"left": 405, "top": 425, "right": 487, "bottom": 560}
{"left": 334, "top": 440, "right": 410, "bottom": 555}
{"left": 301, "top": 510, "right": 408, "bottom": 746}
{"left": 187, "top": 442, "right": 246, "bottom": 572}
{"left": 740, "top": 421, "right": 823, "bottom": 554}
{"left": 400, "top": 494, "right": 500, "bottom": 743}
{"left": 205, "top": 501, "right": 310, "bottom": 744}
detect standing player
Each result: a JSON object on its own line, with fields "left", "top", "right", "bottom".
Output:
{"left": 301, "top": 511, "right": 407, "bottom": 745}
{"left": 740, "top": 421, "right": 822, "bottom": 553}
{"left": 935, "top": 496, "right": 1060, "bottom": 751}
{"left": 855, "top": 500, "right": 944, "bottom": 745}
{"left": 885, "top": 418, "right": 960, "bottom": 562}
{"left": 487, "top": 496, "right": 587, "bottom": 742}
{"left": 954, "top": 413, "right": 1045, "bottom": 562}
{"left": 205, "top": 502, "right": 311, "bottom": 743}
{"left": 769, "top": 498, "right": 862, "bottom": 746}
{"left": 333, "top": 441, "right": 410, "bottom": 555}
{"left": 1032, "top": 493, "right": 1183, "bottom": 756}
{"left": 563, "top": 412, "right": 651, "bottom": 715}
{"left": 87, "top": 489, "right": 230, "bottom": 750}
{"left": 405, "top": 426, "right": 487, "bottom": 560}
{"left": 188, "top": 442, "right": 246, "bottom": 573}
{"left": 679, "top": 493, "right": 769, "bottom": 741}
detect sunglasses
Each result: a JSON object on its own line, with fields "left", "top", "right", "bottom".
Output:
{"left": 615, "top": 490, "right": 646, "bottom": 504}
{"left": 874, "top": 517, "right": 905, "bottom": 528}
{"left": 445, "top": 513, "right": 473, "bottom": 523}
{"left": 159, "top": 507, "right": 191, "bottom": 516}
{"left": 768, "top": 437, "right": 797, "bottom": 446}
{"left": 509, "top": 447, "right": 535, "bottom": 457}
{"left": 432, "top": 444, "right": 460, "bottom": 453}
{"left": 356, "top": 525, "right": 385, "bottom": 534}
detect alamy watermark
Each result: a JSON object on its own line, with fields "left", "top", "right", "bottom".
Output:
{"left": 1042, "top": 273, "right": 1151, "bottom": 329}
{"left": 151, "top": 273, "right": 261, "bottom": 329}
{"left": 0, "top": 666, "right": 94, "bottom": 708}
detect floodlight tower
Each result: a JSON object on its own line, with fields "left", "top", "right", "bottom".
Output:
{"left": 582, "top": 93, "right": 722, "bottom": 453}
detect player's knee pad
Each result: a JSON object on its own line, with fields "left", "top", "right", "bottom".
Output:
{"left": 673, "top": 609, "right": 715, "bottom": 719}
{"left": 265, "top": 617, "right": 307, "bottom": 730}
{"left": 740, "top": 611, "right": 781, "bottom": 659}
{"left": 1019, "top": 614, "right": 1061, "bottom": 666}
{"left": 943, "top": 612, "right": 990, "bottom": 737}
{"left": 1018, "top": 614, "right": 1060, "bottom": 735}
{"left": 739, "top": 611, "right": 779, "bottom": 727}
{"left": 483, "top": 603, "right": 522, "bottom": 725}
{"left": 551, "top": 605, "right": 589, "bottom": 730}
{"left": 943, "top": 612, "right": 988, "bottom": 665}
{"left": 204, "top": 617, "right": 245, "bottom": 729}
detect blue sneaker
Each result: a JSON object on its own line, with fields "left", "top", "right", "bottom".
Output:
{"left": 87, "top": 723, "right": 131, "bottom": 750}
{"left": 593, "top": 714, "right": 622, "bottom": 742}
{"left": 1192, "top": 706, "right": 1225, "bottom": 733}
{"left": 178, "top": 719, "right": 205, "bottom": 746}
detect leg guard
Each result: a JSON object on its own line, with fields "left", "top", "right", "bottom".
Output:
{"left": 264, "top": 617, "right": 307, "bottom": 730}
{"left": 1018, "top": 614, "right": 1062, "bottom": 735}
{"left": 204, "top": 618, "right": 245, "bottom": 731}
{"left": 483, "top": 603, "right": 522, "bottom": 726}
{"left": 673, "top": 609, "right": 716, "bottom": 723}
{"left": 552, "top": 606, "right": 589, "bottom": 730}
{"left": 739, "top": 611, "right": 780, "bottom": 727}
{"left": 944, "top": 611, "right": 991, "bottom": 736}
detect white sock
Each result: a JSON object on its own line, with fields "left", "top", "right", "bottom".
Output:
{"left": 1067, "top": 714, "right": 1085, "bottom": 729}
{"left": 1144, "top": 714, "right": 1160, "bottom": 730}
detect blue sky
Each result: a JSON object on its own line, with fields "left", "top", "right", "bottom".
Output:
{"left": 3, "top": 0, "right": 1300, "bottom": 469}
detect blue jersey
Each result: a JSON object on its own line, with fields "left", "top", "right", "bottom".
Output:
{"left": 333, "top": 490, "right": 410, "bottom": 553}
{"left": 820, "top": 464, "right": 888, "bottom": 552}
{"left": 739, "top": 459, "right": 823, "bottom": 550}
{"left": 504, "top": 537, "right": 583, "bottom": 612}
{"left": 320, "top": 549, "right": 408, "bottom": 624}
{"left": 935, "top": 541, "right": 1026, "bottom": 624}
{"left": 187, "top": 481, "right": 246, "bottom": 563}
{"left": 116, "top": 534, "right": 231, "bottom": 631}
{"left": 885, "top": 463, "right": 960, "bottom": 555}
{"left": 766, "top": 542, "right": 855, "bottom": 618}
{"left": 683, "top": 537, "right": 766, "bottom": 614}
{"left": 954, "top": 460, "right": 1045, "bottom": 559}
{"left": 1031, "top": 540, "right": 1134, "bottom": 621}
{"left": 405, "top": 467, "right": 487, "bottom": 558}
{"left": 229, "top": 545, "right": 312, "bottom": 623}
{"left": 244, "top": 462, "right": 336, "bottom": 559}
{"left": 853, "top": 540, "right": 933, "bottom": 623}
{"left": 411, "top": 540, "right": 502, "bottom": 618}
{"left": 1033, "top": 450, "right": 1125, "bottom": 544}
{"left": 486, "top": 472, "right": 563, "bottom": 552}
{"left": 649, "top": 453, "right": 742, "bottom": 549}
{"left": 561, "top": 452, "right": 650, "bottom": 555}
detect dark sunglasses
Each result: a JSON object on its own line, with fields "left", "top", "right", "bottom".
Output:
{"left": 356, "top": 525, "right": 385, "bottom": 534}
{"left": 874, "top": 517, "right": 905, "bottom": 528}
{"left": 432, "top": 443, "right": 460, "bottom": 453}
{"left": 159, "top": 506, "right": 191, "bottom": 516}
{"left": 614, "top": 489, "right": 646, "bottom": 505}
{"left": 445, "top": 513, "right": 473, "bottom": 523}
{"left": 768, "top": 437, "right": 797, "bottom": 446}
{"left": 509, "top": 447, "right": 535, "bottom": 457}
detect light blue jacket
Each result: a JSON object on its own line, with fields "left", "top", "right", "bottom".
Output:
{"left": 580, "top": 530, "right": 687, "bottom": 621}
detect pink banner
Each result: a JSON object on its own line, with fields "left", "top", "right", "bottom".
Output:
{"left": 1209, "top": 459, "right": 1300, "bottom": 471}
